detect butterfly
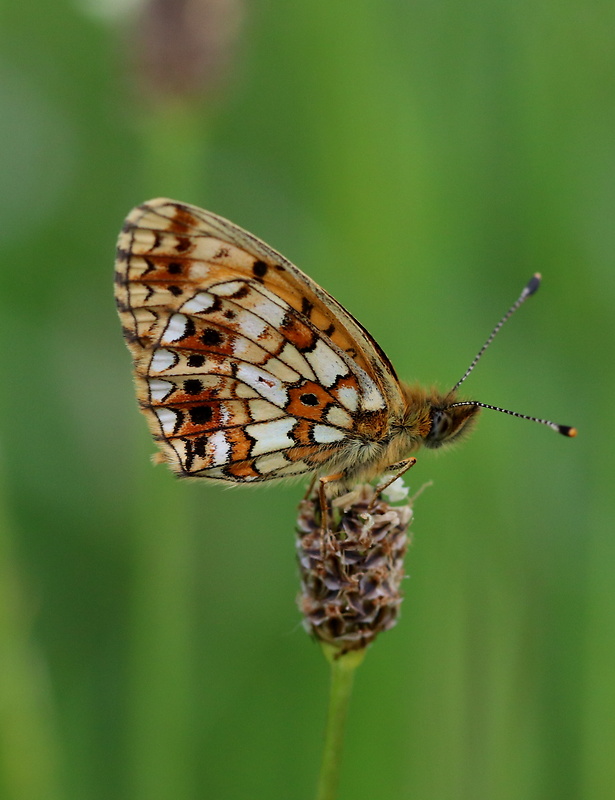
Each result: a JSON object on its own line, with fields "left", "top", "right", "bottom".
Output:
{"left": 115, "top": 199, "right": 576, "bottom": 515}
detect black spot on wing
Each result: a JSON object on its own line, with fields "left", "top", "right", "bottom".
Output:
{"left": 189, "top": 406, "right": 214, "bottom": 425}
{"left": 175, "top": 236, "right": 191, "bottom": 252}
{"left": 193, "top": 436, "right": 208, "bottom": 457}
{"left": 184, "top": 379, "right": 204, "bottom": 395}
{"left": 301, "top": 297, "right": 313, "bottom": 317}
{"left": 253, "top": 260, "right": 268, "bottom": 278}
{"left": 201, "top": 328, "right": 224, "bottom": 347}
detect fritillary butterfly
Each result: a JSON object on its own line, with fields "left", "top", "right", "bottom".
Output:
{"left": 115, "top": 199, "right": 575, "bottom": 503}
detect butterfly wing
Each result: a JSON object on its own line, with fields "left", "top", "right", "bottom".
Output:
{"left": 115, "top": 198, "right": 404, "bottom": 482}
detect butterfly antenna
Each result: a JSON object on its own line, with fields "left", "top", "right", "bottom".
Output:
{"left": 448, "top": 400, "right": 577, "bottom": 437}
{"left": 448, "top": 273, "right": 577, "bottom": 438}
{"left": 450, "top": 273, "right": 542, "bottom": 394}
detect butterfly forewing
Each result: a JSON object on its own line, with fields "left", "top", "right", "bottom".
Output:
{"left": 115, "top": 199, "right": 403, "bottom": 483}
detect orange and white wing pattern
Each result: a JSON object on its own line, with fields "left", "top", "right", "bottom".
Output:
{"left": 115, "top": 199, "right": 404, "bottom": 483}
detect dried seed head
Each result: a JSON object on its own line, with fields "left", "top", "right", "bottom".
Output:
{"left": 133, "top": 0, "right": 243, "bottom": 101}
{"left": 296, "top": 482, "right": 413, "bottom": 656}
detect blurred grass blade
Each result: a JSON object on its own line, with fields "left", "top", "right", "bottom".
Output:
{"left": 0, "top": 458, "right": 64, "bottom": 800}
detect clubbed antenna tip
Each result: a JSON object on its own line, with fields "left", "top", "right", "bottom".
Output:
{"left": 525, "top": 272, "right": 542, "bottom": 297}
{"left": 559, "top": 425, "right": 577, "bottom": 438}
{"left": 451, "top": 273, "right": 543, "bottom": 394}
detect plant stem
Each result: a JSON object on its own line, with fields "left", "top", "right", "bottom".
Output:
{"left": 316, "top": 645, "right": 366, "bottom": 800}
{"left": 139, "top": 100, "right": 208, "bottom": 200}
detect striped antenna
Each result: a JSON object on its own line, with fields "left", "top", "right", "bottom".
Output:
{"left": 451, "top": 273, "right": 542, "bottom": 394}
{"left": 449, "top": 274, "right": 577, "bottom": 438}
{"left": 449, "top": 400, "right": 577, "bottom": 437}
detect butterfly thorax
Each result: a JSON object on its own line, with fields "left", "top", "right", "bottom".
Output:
{"left": 317, "top": 385, "right": 480, "bottom": 494}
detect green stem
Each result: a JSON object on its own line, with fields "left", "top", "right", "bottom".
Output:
{"left": 139, "top": 100, "right": 209, "bottom": 200}
{"left": 316, "top": 645, "right": 366, "bottom": 800}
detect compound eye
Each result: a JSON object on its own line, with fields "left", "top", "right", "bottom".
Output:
{"left": 431, "top": 410, "right": 449, "bottom": 439}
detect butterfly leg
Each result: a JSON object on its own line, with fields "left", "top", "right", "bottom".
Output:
{"left": 318, "top": 472, "right": 345, "bottom": 533}
{"left": 303, "top": 473, "right": 318, "bottom": 501}
{"left": 368, "top": 458, "right": 417, "bottom": 511}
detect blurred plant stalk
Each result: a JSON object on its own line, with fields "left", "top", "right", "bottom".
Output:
{"left": 0, "top": 462, "right": 63, "bottom": 800}
{"left": 297, "top": 482, "right": 414, "bottom": 800}
{"left": 120, "top": 3, "right": 243, "bottom": 799}
{"left": 129, "top": 0, "right": 243, "bottom": 197}
{"left": 134, "top": 0, "right": 243, "bottom": 102}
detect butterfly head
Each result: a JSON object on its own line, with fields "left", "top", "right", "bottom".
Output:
{"left": 401, "top": 384, "right": 480, "bottom": 450}
{"left": 423, "top": 395, "right": 481, "bottom": 449}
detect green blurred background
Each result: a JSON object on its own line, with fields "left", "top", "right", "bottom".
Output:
{"left": 0, "top": 2, "right": 612, "bottom": 798}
